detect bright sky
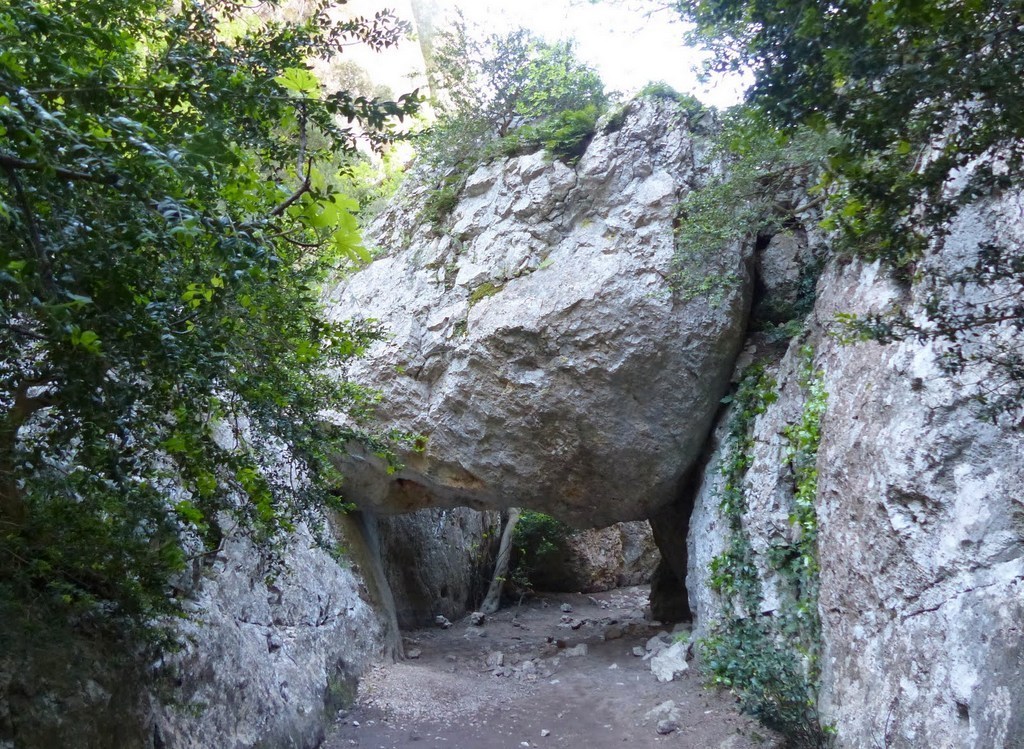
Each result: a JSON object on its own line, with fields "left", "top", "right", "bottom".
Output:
{"left": 448, "top": 0, "right": 748, "bottom": 109}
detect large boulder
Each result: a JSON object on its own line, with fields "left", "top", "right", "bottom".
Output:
{"left": 327, "top": 99, "right": 751, "bottom": 527}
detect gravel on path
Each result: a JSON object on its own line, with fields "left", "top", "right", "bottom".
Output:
{"left": 325, "top": 586, "right": 781, "bottom": 749}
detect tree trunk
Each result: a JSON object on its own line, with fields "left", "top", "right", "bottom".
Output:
{"left": 480, "top": 507, "right": 521, "bottom": 615}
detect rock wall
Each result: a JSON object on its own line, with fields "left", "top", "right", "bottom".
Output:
{"left": 0, "top": 514, "right": 390, "bottom": 749}
{"left": 521, "top": 520, "right": 659, "bottom": 594}
{"left": 150, "top": 516, "right": 389, "bottom": 749}
{"left": 327, "top": 98, "right": 751, "bottom": 528}
{"left": 377, "top": 507, "right": 502, "bottom": 628}
{"left": 689, "top": 188, "right": 1024, "bottom": 746}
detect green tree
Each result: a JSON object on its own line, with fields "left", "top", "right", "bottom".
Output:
{"left": 678, "top": 0, "right": 1024, "bottom": 419}
{"left": 0, "top": 0, "right": 419, "bottom": 647}
{"left": 415, "top": 24, "right": 606, "bottom": 227}
{"left": 432, "top": 24, "right": 606, "bottom": 136}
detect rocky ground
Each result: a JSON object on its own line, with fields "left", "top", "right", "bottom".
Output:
{"left": 325, "top": 586, "right": 781, "bottom": 749}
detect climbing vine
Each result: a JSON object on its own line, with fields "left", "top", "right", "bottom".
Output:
{"left": 700, "top": 349, "right": 831, "bottom": 747}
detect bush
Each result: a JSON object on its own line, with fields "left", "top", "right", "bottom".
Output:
{"left": 413, "top": 25, "right": 608, "bottom": 228}
{"left": 510, "top": 511, "right": 572, "bottom": 589}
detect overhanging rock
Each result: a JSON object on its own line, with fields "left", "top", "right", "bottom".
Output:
{"left": 327, "top": 99, "right": 751, "bottom": 528}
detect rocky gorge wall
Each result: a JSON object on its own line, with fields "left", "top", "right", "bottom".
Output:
{"left": 8, "top": 93, "right": 1020, "bottom": 749}
{"left": 688, "top": 190, "right": 1024, "bottom": 744}
{"left": 0, "top": 512, "right": 394, "bottom": 749}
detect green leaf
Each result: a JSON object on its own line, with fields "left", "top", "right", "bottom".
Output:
{"left": 275, "top": 67, "right": 320, "bottom": 96}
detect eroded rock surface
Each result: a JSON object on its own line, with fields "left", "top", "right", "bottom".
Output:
{"left": 689, "top": 189, "right": 1024, "bottom": 747}
{"left": 377, "top": 507, "right": 501, "bottom": 628}
{"left": 327, "top": 99, "right": 751, "bottom": 527}
{"left": 524, "top": 520, "right": 659, "bottom": 594}
{"left": 151, "top": 518, "right": 387, "bottom": 749}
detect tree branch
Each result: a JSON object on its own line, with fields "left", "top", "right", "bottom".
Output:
{"left": 269, "top": 166, "right": 312, "bottom": 218}
{"left": 0, "top": 151, "right": 118, "bottom": 184}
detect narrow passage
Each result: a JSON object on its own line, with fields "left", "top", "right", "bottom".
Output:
{"left": 326, "top": 586, "right": 780, "bottom": 749}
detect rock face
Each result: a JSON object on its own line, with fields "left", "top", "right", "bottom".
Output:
{"left": 151, "top": 517, "right": 388, "bottom": 748}
{"left": 689, "top": 189, "right": 1024, "bottom": 746}
{"left": 377, "top": 507, "right": 502, "bottom": 628}
{"left": 0, "top": 514, "right": 390, "bottom": 749}
{"left": 327, "top": 98, "right": 752, "bottom": 528}
{"left": 522, "top": 520, "right": 659, "bottom": 593}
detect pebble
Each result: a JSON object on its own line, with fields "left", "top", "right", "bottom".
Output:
{"left": 470, "top": 611, "right": 487, "bottom": 626}
{"left": 541, "top": 729, "right": 551, "bottom": 737}
{"left": 560, "top": 603, "right": 573, "bottom": 613}
{"left": 656, "top": 719, "right": 679, "bottom": 735}
{"left": 406, "top": 648, "right": 422, "bottom": 659}
{"left": 435, "top": 615, "right": 452, "bottom": 629}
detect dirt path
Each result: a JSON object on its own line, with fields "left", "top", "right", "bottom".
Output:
{"left": 325, "top": 587, "right": 780, "bottom": 749}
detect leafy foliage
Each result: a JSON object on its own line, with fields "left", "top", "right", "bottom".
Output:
{"left": 510, "top": 510, "right": 572, "bottom": 591}
{"left": 432, "top": 25, "right": 605, "bottom": 138}
{"left": 677, "top": 0, "right": 1024, "bottom": 420}
{"left": 0, "top": 0, "right": 419, "bottom": 648}
{"left": 414, "top": 24, "right": 606, "bottom": 227}
{"left": 701, "top": 357, "right": 831, "bottom": 746}
{"left": 672, "top": 109, "right": 833, "bottom": 304}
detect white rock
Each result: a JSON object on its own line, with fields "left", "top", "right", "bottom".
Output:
{"left": 650, "top": 641, "right": 689, "bottom": 683}
{"left": 688, "top": 187, "right": 1024, "bottom": 747}
{"left": 327, "top": 98, "right": 751, "bottom": 528}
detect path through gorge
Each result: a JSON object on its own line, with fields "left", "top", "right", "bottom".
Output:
{"left": 326, "top": 587, "right": 780, "bottom": 749}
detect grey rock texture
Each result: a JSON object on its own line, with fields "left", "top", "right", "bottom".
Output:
{"left": 689, "top": 188, "right": 1024, "bottom": 746}
{"left": 811, "top": 191, "right": 1024, "bottom": 747}
{"left": 151, "top": 518, "right": 386, "bottom": 749}
{"left": 377, "top": 507, "right": 501, "bottom": 628}
{"left": 327, "top": 98, "right": 752, "bottom": 528}
{"left": 523, "top": 520, "right": 659, "bottom": 593}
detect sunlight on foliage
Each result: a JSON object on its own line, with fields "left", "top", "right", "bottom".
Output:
{"left": 0, "top": 0, "right": 419, "bottom": 653}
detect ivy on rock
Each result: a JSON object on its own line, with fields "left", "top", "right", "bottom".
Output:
{"left": 701, "top": 349, "right": 831, "bottom": 747}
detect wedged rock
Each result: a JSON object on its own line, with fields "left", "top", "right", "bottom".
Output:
{"left": 327, "top": 98, "right": 752, "bottom": 528}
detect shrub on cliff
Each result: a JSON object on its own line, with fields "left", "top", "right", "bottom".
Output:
{"left": 677, "top": 0, "right": 1024, "bottom": 420}
{"left": 416, "top": 24, "right": 607, "bottom": 227}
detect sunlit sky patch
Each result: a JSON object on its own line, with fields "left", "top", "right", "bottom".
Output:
{"left": 446, "top": 0, "right": 748, "bottom": 109}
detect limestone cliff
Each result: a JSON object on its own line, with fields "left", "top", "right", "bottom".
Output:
{"left": 688, "top": 185, "right": 1024, "bottom": 744}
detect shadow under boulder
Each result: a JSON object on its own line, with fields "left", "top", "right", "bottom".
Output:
{"left": 377, "top": 507, "right": 502, "bottom": 629}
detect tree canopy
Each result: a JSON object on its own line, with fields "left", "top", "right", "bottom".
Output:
{"left": 678, "top": 0, "right": 1024, "bottom": 419}
{"left": 0, "top": 0, "right": 419, "bottom": 645}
